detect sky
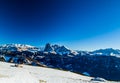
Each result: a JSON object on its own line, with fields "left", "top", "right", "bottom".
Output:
{"left": 0, "top": 0, "right": 120, "bottom": 50}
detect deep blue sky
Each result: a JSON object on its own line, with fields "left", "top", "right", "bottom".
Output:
{"left": 0, "top": 0, "right": 120, "bottom": 50}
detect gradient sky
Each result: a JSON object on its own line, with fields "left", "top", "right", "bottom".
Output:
{"left": 0, "top": 0, "right": 120, "bottom": 50}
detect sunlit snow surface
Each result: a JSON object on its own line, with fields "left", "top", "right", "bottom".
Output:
{"left": 0, "top": 62, "right": 117, "bottom": 83}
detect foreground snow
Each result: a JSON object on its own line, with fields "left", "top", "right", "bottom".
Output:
{"left": 0, "top": 62, "right": 117, "bottom": 83}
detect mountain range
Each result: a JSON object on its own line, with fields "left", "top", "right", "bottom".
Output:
{"left": 0, "top": 43, "right": 120, "bottom": 81}
{"left": 1, "top": 43, "right": 120, "bottom": 56}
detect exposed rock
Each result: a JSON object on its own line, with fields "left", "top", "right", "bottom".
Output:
{"left": 44, "top": 43, "right": 54, "bottom": 52}
{"left": 0, "top": 56, "right": 5, "bottom": 62}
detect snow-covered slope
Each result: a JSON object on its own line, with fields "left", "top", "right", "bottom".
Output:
{"left": 0, "top": 62, "right": 113, "bottom": 83}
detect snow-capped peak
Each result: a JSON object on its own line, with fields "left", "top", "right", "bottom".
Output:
{"left": 44, "top": 43, "right": 78, "bottom": 55}
{"left": 92, "top": 48, "right": 120, "bottom": 56}
{"left": 0, "top": 44, "right": 39, "bottom": 52}
{"left": 1, "top": 44, "right": 34, "bottom": 48}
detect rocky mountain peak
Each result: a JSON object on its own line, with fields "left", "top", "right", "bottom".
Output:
{"left": 44, "top": 43, "right": 54, "bottom": 52}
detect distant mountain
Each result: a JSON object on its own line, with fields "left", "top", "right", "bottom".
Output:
{"left": 0, "top": 44, "right": 40, "bottom": 52}
{"left": 1, "top": 43, "right": 120, "bottom": 57}
{"left": 44, "top": 43, "right": 78, "bottom": 56}
{"left": 92, "top": 48, "right": 120, "bottom": 56}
